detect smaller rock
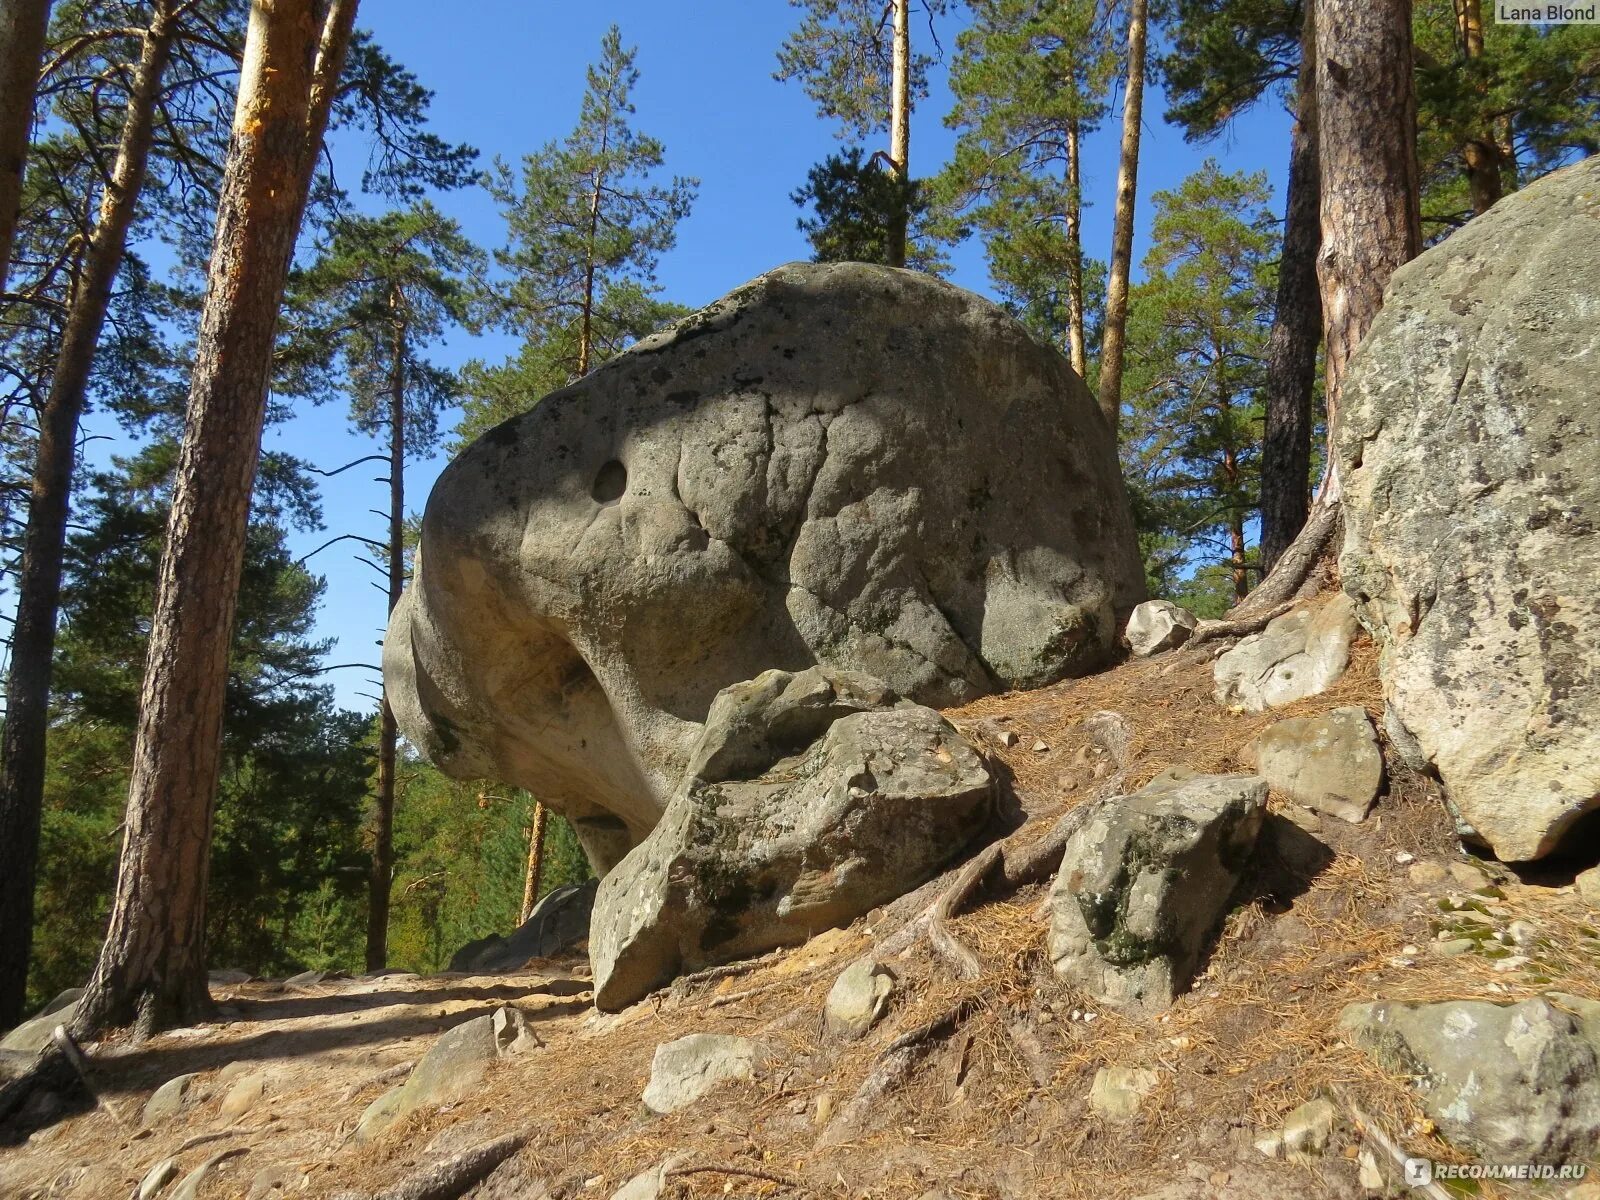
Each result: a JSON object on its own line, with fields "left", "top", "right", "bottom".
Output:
{"left": 246, "top": 1165, "right": 304, "bottom": 1199}
{"left": 1393, "top": 851, "right": 1415, "bottom": 866}
{"left": 1089, "top": 1066, "right": 1159, "bottom": 1121}
{"left": 208, "top": 969, "right": 252, "bottom": 985}
{"left": 0, "top": 988, "right": 82, "bottom": 1053}
{"left": 1433, "top": 939, "right": 1475, "bottom": 958}
{"left": 355, "top": 1013, "right": 504, "bottom": 1140}
{"left": 999, "top": 730, "right": 1020, "bottom": 748}
{"left": 1126, "top": 600, "right": 1199, "bottom": 657}
{"left": 1448, "top": 860, "right": 1491, "bottom": 887}
{"left": 1240, "top": 706, "right": 1383, "bottom": 824}
{"left": 814, "top": 1092, "right": 833, "bottom": 1126}
{"left": 642, "top": 1034, "right": 763, "bottom": 1115}
{"left": 218, "top": 1070, "right": 267, "bottom": 1121}
{"left": 492, "top": 1004, "right": 542, "bottom": 1055}
{"left": 611, "top": 1156, "right": 688, "bottom": 1200}
{"left": 1280, "top": 805, "right": 1322, "bottom": 835}
{"left": 283, "top": 969, "right": 327, "bottom": 988}
{"left": 1576, "top": 865, "right": 1600, "bottom": 910}
{"left": 1213, "top": 594, "right": 1357, "bottom": 712}
{"left": 137, "top": 1158, "right": 180, "bottom": 1200}
{"left": 1357, "top": 1148, "right": 1385, "bottom": 1190}
{"left": 1032, "top": 739, "right": 1049, "bottom": 753}
{"left": 1280, "top": 1098, "right": 1336, "bottom": 1158}
{"left": 1408, "top": 862, "right": 1448, "bottom": 886}
{"left": 141, "top": 1072, "right": 203, "bottom": 1128}
{"left": 823, "top": 959, "right": 893, "bottom": 1040}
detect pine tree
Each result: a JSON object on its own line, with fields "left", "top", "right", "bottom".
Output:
{"left": 0, "top": 0, "right": 52, "bottom": 294}
{"left": 791, "top": 146, "right": 943, "bottom": 270}
{"left": 297, "top": 203, "right": 483, "bottom": 970}
{"left": 459, "top": 25, "right": 695, "bottom": 444}
{"left": 936, "top": 0, "right": 1117, "bottom": 376}
{"left": 1121, "top": 163, "right": 1277, "bottom": 603}
{"left": 776, "top": 0, "right": 948, "bottom": 268}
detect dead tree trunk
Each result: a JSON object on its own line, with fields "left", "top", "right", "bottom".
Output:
{"left": 1257, "top": 4, "right": 1322, "bottom": 575}
{"left": 71, "top": 0, "right": 358, "bottom": 1040}
{"left": 518, "top": 801, "right": 549, "bottom": 924}
{"left": 1065, "top": 114, "right": 1087, "bottom": 379}
{"left": 1234, "top": 0, "right": 1420, "bottom": 616}
{"left": 1096, "top": 0, "right": 1148, "bottom": 438}
{"left": 0, "top": 2, "right": 176, "bottom": 1033}
{"left": 886, "top": 0, "right": 910, "bottom": 269}
{"left": 366, "top": 295, "right": 406, "bottom": 972}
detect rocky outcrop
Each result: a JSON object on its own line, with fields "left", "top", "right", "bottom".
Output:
{"left": 1126, "top": 600, "right": 1198, "bottom": 657}
{"left": 1213, "top": 595, "right": 1357, "bottom": 712}
{"left": 0, "top": 987, "right": 80, "bottom": 1053}
{"left": 1049, "top": 769, "right": 1266, "bottom": 1011}
{"left": 1341, "top": 994, "right": 1600, "bottom": 1161}
{"left": 448, "top": 880, "right": 597, "bottom": 973}
{"left": 1336, "top": 156, "right": 1600, "bottom": 861}
{"left": 590, "top": 667, "right": 994, "bottom": 1011}
{"left": 384, "top": 262, "right": 1143, "bottom": 869}
{"left": 1240, "top": 706, "right": 1383, "bottom": 824}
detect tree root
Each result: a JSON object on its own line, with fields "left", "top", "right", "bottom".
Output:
{"left": 1227, "top": 494, "right": 1341, "bottom": 620}
{"left": 371, "top": 1130, "right": 529, "bottom": 1200}
{"left": 1185, "top": 600, "right": 1296, "bottom": 650}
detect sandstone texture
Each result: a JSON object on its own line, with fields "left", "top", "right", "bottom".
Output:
{"left": 590, "top": 668, "right": 993, "bottom": 1011}
{"left": 1213, "top": 595, "right": 1357, "bottom": 713}
{"left": 384, "top": 262, "right": 1142, "bottom": 868}
{"left": 1336, "top": 155, "right": 1600, "bottom": 861}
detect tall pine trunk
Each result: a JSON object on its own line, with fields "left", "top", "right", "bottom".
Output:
{"left": 366, "top": 300, "right": 406, "bottom": 972}
{"left": 0, "top": 3, "right": 176, "bottom": 1032}
{"left": 0, "top": 0, "right": 51, "bottom": 294}
{"left": 1456, "top": 0, "right": 1501, "bottom": 214}
{"left": 1257, "top": 5, "right": 1322, "bottom": 575}
{"left": 518, "top": 800, "right": 549, "bottom": 924}
{"left": 1097, "top": 0, "right": 1148, "bottom": 438}
{"left": 71, "top": 0, "right": 357, "bottom": 1040}
{"left": 1236, "top": 0, "right": 1419, "bottom": 616}
{"left": 1316, "top": 0, "right": 1420, "bottom": 428}
{"left": 1065, "top": 114, "right": 1087, "bottom": 380}
{"left": 886, "top": 0, "right": 910, "bottom": 269}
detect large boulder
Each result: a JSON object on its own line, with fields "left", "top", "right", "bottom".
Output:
{"left": 1240, "top": 706, "right": 1383, "bottom": 824}
{"left": 590, "top": 667, "right": 994, "bottom": 1011}
{"left": 1049, "top": 769, "right": 1266, "bottom": 1011}
{"left": 1341, "top": 994, "right": 1600, "bottom": 1161}
{"left": 1213, "top": 594, "right": 1357, "bottom": 713}
{"left": 448, "top": 880, "right": 597, "bottom": 973}
{"left": 384, "top": 262, "right": 1143, "bottom": 869}
{"left": 1336, "top": 156, "right": 1600, "bottom": 861}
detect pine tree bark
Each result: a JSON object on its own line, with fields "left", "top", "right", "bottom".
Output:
{"left": 1257, "top": 5, "right": 1322, "bottom": 575}
{"left": 1096, "top": 0, "right": 1148, "bottom": 438}
{"left": 0, "top": 2, "right": 176, "bottom": 1033}
{"left": 1455, "top": 0, "right": 1501, "bottom": 214}
{"left": 1065, "top": 114, "right": 1087, "bottom": 380}
{"left": 1316, "top": 0, "right": 1421, "bottom": 427}
{"left": 366, "top": 299, "right": 405, "bottom": 972}
{"left": 71, "top": 0, "right": 358, "bottom": 1040}
{"left": 0, "top": 0, "right": 51, "bottom": 295}
{"left": 1235, "top": 0, "right": 1420, "bottom": 617}
{"left": 886, "top": 0, "right": 909, "bottom": 269}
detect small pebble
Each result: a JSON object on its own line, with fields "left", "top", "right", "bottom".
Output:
{"left": 1032, "top": 739, "right": 1049, "bottom": 753}
{"left": 1394, "top": 851, "right": 1416, "bottom": 866}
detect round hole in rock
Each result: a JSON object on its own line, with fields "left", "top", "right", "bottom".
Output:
{"left": 592, "top": 459, "right": 627, "bottom": 505}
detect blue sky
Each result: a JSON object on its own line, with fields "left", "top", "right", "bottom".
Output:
{"left": 97, "top": 0, "right": 1295, "bottom": 713}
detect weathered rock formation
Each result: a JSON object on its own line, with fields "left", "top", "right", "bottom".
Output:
{"left": 1342, "top": 994, "right": 1600, "bottom": 1161}
{"left": 590, "top": 668, "right": 994, "bottom": 1010}
{"left": 1049, "top": 769, "right": 1266, "bottom": 1011}
{"left": 448, "top": 880, "right": 596, "bottom": 973}
{"left": 1213, "top": 594, "right": 1357, "bottom": 712}
{"left": 1240, "top": 706, "right": 1383, "bottom": 824}
{"left": 1337, "top": 155, "right": 1600, "bottom": 861}
{"left": 384, "top": 262, "right": 1142, "bottom": 868}
{"left": 1126, "top": 599, "right": 1198, "bottom": 657}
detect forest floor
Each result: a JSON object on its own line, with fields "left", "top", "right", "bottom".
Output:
{"left": 3, "top": 610, "right": 1599, "bottom": 1200}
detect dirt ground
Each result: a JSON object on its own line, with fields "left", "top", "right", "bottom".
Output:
{"left": 2, "top": 614, "right": 1598, "bottom": 1200}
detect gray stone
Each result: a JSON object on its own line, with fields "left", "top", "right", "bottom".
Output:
{"left": 1340, "top": 994, "right": 1600, "bottom": 1160}
{"left": 137, "top": 1158, "right": 180, "bottom": 1200}
{"left": 591, "top": 667, "right": 993, "bottom": 1011}
{"left": 1049, "top": 769, "right": 1267, "bottom": 1011}
{"left": 384, "top": 262, "right": 1144, "bottom": 872}
{"left": 0, "top": 988, "right": 80, "bottom": 1053}
{"left": 642, "top": 1034, "right": 763, "bottom": 1114}
{"left": 208, "top": 968, "right": 251, "bottom": 985}
{"left": 610, "top": 1155, "right": 688, "bottom": 1200}
{"left": 1336, "top": 156, "right": 1600, "bottom": 861}
{"left": 218, "top": 1069, "right": 267, "bottom": 1121}
{"left": 1088, "top": 1066, "right": 1159, "bottom": 1120}
{"left": 141, "top": 1072, "right": 204, "bottom": 1128}
{"left": 449, "top": 880, "right": 598, "bottom": 973}
{"left": 823, "top": 958, "right": 894, "bottom": 1040}
{"left": 1213, "top": 595, "right": 1357, "bottom": 712}
{"left": 1240, "top": 706, "right": 1383, "bottom": 823}
{"left": 355, "top": 1009, "right": 524, "bottom": 1140}
{"left": 1126, "top": 600, "right": 1199, "bottom": 657}
{"left": 1280, "top": 1098, "right": 1337, "bottom": 1158}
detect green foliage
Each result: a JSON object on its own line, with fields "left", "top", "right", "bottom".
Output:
{"left": 775, "top": 0, "right": 950, "bottom": 140}
{"left": 932, "top": 0, "right": 1115, "bottom": 359}
{"left": 1121, "top": 163, "right": 1277, "bottom": 602}
{"left": 1156, "top": 0, "right": 1303, "bottom": 138}
{"left": 791, "top": 147, "right": 944, "bottom": 271}
{"left": 27, "top": 453, "right": 373, "bottom": 1006}
{"left": 459, "top": 25, "right": 696, "bottom": 445}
